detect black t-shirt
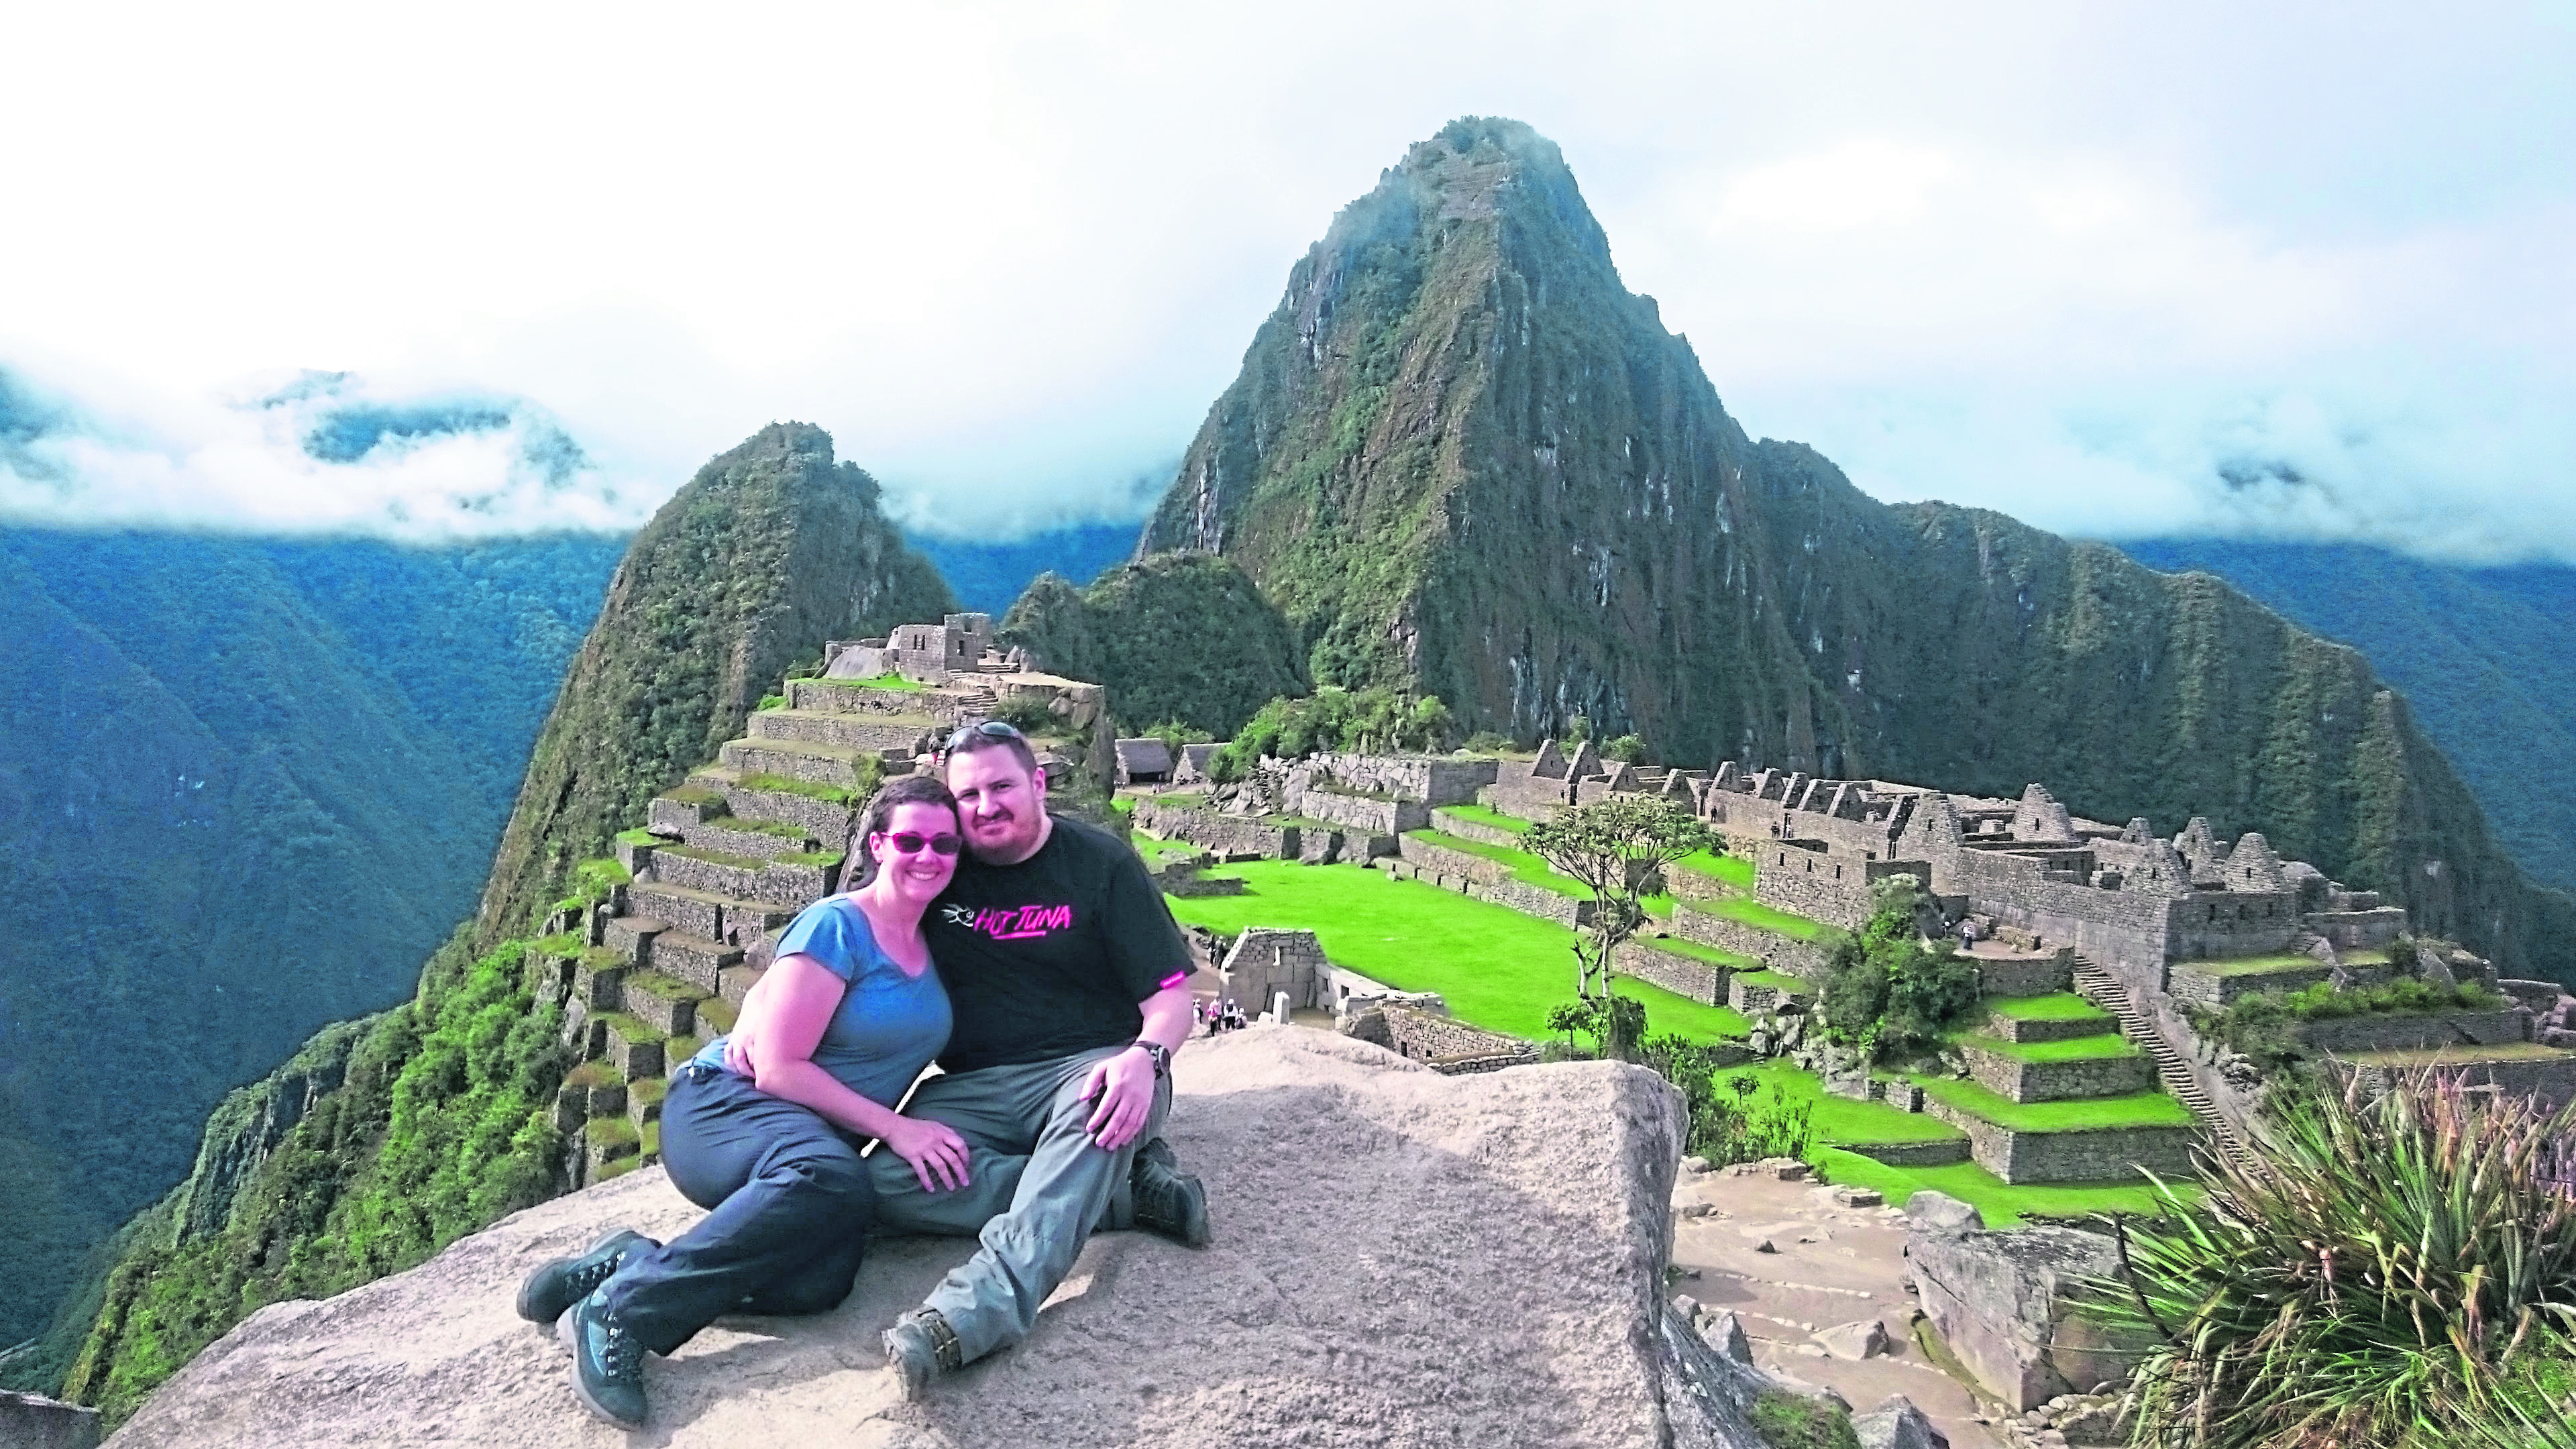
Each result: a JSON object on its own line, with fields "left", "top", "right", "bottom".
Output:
{"left": 926, "top": 814, "right": 1191, "bottom": 1073}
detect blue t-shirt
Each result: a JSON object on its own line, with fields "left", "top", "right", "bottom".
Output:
{"left": 694, "top": 896, "right": 951, "bottom": 1108}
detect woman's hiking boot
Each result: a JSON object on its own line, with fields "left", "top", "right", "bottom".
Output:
{"left": 559, "top": 1287, "right": 649, "bottom": 1428}
{"left": 1130, "top": 1137, "right": 1212, "bottom": 1248}
{"left": 883, "top": 1307, "right": 964, "bottom": 1402}
{"left": 515, "top": 1228, "right": 657, "bottom": 1325}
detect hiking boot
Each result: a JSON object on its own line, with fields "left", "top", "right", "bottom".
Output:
{"left": 1130, "top": 1137, "right": 1211, "bottom": 1248}
{"left": 515, "top": 1229, "right": 657, "bottom": 1325}
{"left": 883, "top": 1307, "right": 963, "bottom": 1403}
{"left": 559, "top": 1287, "right": 649, "bottom": 1428}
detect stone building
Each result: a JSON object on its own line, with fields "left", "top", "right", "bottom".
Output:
{"left": 822, "top": 612, "right": 998, "bottom": 685}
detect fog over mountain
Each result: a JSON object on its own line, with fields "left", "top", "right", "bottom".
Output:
{"left": 2, "top": 4, "right": 2569, "bottom": 558}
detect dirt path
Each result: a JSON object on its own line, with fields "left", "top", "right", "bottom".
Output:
{"left": 1669, "top": 1166, "right": 2009, "bottom": 1448}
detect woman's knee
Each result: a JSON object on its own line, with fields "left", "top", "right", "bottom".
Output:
{"left": 763, "top": 1139, "right": 874, "bottom": 1208}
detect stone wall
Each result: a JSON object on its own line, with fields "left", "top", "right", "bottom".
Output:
{"left": 1428, "top": 808, "right": 1526, "bottom": 849}
{"left": 2303, "top": 906, "right": 2410, "bottom": 951}
{"left": 1668, "top": 904, "right": 1837, "bottom": 980}
{"left": 1305, "top": 752, "right": 1499, "bottom": 807}
{"left": 2163, "top": 889, "right": 2304, "bottom": 963}
{"left": 1751, "top": 846, "right": 1924, "bottom": 932}
{"left": 2339, "top": 1053, "right": 2576, "bottom": 1108}
{"left": 1939, "top": 847, "right": 2176, "bottom": 989}
{"left": 1470, "top": 879, "right": 1593, "bottom": 928}
{"left": 1966, "top": 949, "right": 2074, "bottom": 1000}
{"left": 1342, "top": 1005, "right": 1538, "bottom": 1074}
{"left": 1729, "top": 975, "right": 1811, "bottom": 1014}
{"left": 1134, "top": 800, "right": 1299, "bottom": 859}
{"left": 1613, "top": 940, "right": 1729, "bottom": 1006}
{"left": 1923, "top": 1102, "right": 2200, "bottom": 1184}
{"left": 1221, "top": 928, "right": 1330, "bottom": 1013}
{"left": 1395, "top": 834, "right": 1513, "bottom": 886}
{"left": 2297, "top": 1009, "right": 2530, "bottom": 1056}
{"left": 1289, "top": 784, "right": 1428, "bottom": 835}
{"left": 1962, "top": 1044, "right": 2155, "bottom": 1104}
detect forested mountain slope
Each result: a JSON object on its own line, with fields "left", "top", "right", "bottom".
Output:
{"left": 1134, "top": 115, "right": 2574, "bottom": 981}
{"left": 906, "top": 520, "right": 1134, "bottom": 615}
{"left": 0, "top": 529, "right": 621, "bottom": 1373}
{"left": 47, "top": 423, "right": 951, "bottom": 1419}
{"left": 2116, "top": 539, "right": 2576, "bottom": 894}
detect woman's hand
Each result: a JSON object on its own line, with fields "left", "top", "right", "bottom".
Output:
{"left": 880, "top": 1114, "right": 973, "bottom": 1193}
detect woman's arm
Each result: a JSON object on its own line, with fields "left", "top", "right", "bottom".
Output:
{"left": 734, "top": 955, "right": 970, "bottom": 1190}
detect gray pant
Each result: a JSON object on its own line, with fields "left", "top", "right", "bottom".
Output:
{"left": 867, "top": 1043, "right": 1170, "bottom": 1362}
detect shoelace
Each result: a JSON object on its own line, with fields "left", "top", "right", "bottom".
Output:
{"left": 596, "top": 1317, "right": 643, "bottom": 1383}
{"left": 568, "top": 1255, "right": 623, "bottom": 1297}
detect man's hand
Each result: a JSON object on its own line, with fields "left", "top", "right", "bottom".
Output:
{"left": 879, "top": 1114, "right": 973, "bottom": 1193}
{"left": 1082, "top": 1046, "right": 1157, "bottom": 1151}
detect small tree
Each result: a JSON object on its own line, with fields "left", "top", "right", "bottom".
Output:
{"left": 1525, "top": 796, "right": 1715, "bottom": 1000}
{"left": 1604, "top": 733, "right": 1647, "bottom": 763}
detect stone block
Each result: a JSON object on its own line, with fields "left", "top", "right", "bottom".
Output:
{"left": 601, "top": 914, "right": 663, "bottom": 961}
{"left": 650, "top": 930, "right": 744, "bottom": 995}
{"left": 682, "top": 817, "right": 819, "bottom": 861}
{"left": 621, "top": 973, "right": 706, "bottom": 1036}
{"left": 1908, "top": 1219, "right": 2149, "bottom": 1411}
{"left": 1613, "top": 939, "right": 1731, "bottom": 1006}
{"left": 748, "top": 707, "right": 933, "bottom": 754}
{"left": 1961, "top": 1039, "right": 2155, "bottom": 1104}
{"left": 717, "top": 737, "right": 876, "bottom": 789}
{"left": 1839, "top": 1136, "right": 1972, "bottom": 1167}
{"left": 719, "top": 964, "right": 767, "bottom": 1008}
{"left": 1851, "top": 1395, "right": 1947, "bottom": 1449}
{"left": 570, "top": 950, "right": 635, "bottom": 1012}
{"left": 1984, "top": 1007, "right": 2113, "bottom": 1044}
{"left": 1923, "top": 1099, "right": 2200, "bottom": 1183}
{"left": 626, "top": 883, "right": 727, "bottom": 942}
{"left": 598, "top": 1018, "right": 666, "bottom": 1081}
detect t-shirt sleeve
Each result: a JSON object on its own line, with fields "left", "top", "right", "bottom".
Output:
{"left": 771, "top": 899, "right": 877, "bottom": 984}
{"left": 1099, "top": 838, "right": 1193, "bottom": 1002}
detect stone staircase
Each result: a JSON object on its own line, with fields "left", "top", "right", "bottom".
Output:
{"left": 2071, "top": 955, "right": 2256, "bottom": 1172}
{"left": 531, "top": 688, "right": 922, "bottom": 1189}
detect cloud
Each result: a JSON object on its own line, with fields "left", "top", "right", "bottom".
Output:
{"left": 0, "top": 368, "right": 647, "bottom": 540}
{"left": 0, "top": 1, "right": 2567, "bottom": 555}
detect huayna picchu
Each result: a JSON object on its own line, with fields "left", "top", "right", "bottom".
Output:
{"left": 1115, "top": 115, "right": 2575, "bottom": 981}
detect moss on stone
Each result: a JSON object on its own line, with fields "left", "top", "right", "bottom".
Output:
{"left": 629, "top": 1076, "right": 669, "bottom": 1110}
{"left": 660, "top": 843, "right": 769, "bottom": 872}
{"left": 614, "top": 827, "right": 664, "bottom": 848}
{"left": 621, "top": 971, "right": 707, "bottom": 1002}
{"left": 737, "top": 771, "right": 857, "bottom": 805}
{"left": 586, "top": 1117, "right": 640, "bottom": 1155}
{"left": 596, "top": 1012, "right": 660, "bottom": 1045}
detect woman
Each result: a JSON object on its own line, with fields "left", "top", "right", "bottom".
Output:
{"left": 514, "top": 773, "right": 973, "bottom": 1429}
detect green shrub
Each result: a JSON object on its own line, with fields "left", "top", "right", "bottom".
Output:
{"left": 2093, "top": 1071, "right": 2576, "bottom": 1448}
{"left": 757, "top": 692, "right": 786, "bottom": 710}
{"left": 1209, "top": 686, "right": 1454, "bottom": 782}
{"left": 1605, "top": 733, "right": 1646, "bottom": 763}
{"left": 1462, "top": 730, "right": 1513, "bottom": 754}
{"left": 1749, "top": 1388, "right": 1858, "bottom": 1449}
{"left": 1815, "top": 874, "right": 1973, "bottom": 1057}
{"left": 2188, "top": 976, "right": 2512, "bottom": 1073}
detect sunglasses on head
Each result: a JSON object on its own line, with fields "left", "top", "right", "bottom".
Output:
{"left": 878, "top": 831, "right": 963, "bottom": 856}
{"left": 942, "top": 718, "right": 1025, "bottom": 755}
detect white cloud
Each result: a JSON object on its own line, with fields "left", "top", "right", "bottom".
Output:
{"left": 0, "top": 1, "right": 2568, "bottom": 555}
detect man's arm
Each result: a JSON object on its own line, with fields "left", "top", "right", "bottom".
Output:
{"left": 1083, "top": 976, "right": 1192, "bottom": 1150}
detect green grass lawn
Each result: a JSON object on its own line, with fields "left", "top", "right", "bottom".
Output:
{"left": 1958, "top": 1032, "right": 2141, "bottom": 1063}
{"left": 1988, "top": 992, "right": 2114, "bottom": 1022}
{"left": 1436, "top": 802, "right": 1532, "bottom": 833}
{"left": 1911, "top": 1075, "right": 2194, "bottom": 1132}
{"left": 1810, "top": 1149, "right": 2194, "bottom": 1228}
{"left": 1677, "top": 896, "right": 1833, "bottom": 941}
{"left": 1672, "top": 849, "right": 1755, "bottom": 889}
{"left": 1164, "top": 861, "right": 1749, "bottom": 1041}
{"left": 2194, "top": 953, "right": 2330, "bottom": 977}
{"left": 1733, "top": 1062, "right": 1964, "bottom": 1146}
{"left": 847, "top": 671, "right": 925, "bottom": 692}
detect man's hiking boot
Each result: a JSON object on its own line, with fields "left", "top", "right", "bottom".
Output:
{"left": 883, "top": 1307, "right": 964, "bottom": 1403}
{"left": 1131, "top": 1136, "right": 1212, "bottom": 1248}
{"left": 516, "top": 1228, "right": 656, "bottom": 1325}
{"left": 559, "top": 1287, "right": 649, "bottom": 1428}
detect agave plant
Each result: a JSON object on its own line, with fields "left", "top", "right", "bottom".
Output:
{"left": 2091, "top": 1069, "right": 2576, "bottom": 1448}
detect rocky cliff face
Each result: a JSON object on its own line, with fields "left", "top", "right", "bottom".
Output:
{"left": 1137, "top": 116, "right": 2574, "bottom": 981}
{"left": 476, "top": 422, "right": 952, "bottom": 941}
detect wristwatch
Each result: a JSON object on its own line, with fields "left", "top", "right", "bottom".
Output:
{"left": 1134, "top": 1040, "right": 1171, "bottom": 1079}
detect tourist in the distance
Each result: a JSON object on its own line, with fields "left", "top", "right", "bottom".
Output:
{"left": 513, "top": 774, "right": 969, "bottom": 1429}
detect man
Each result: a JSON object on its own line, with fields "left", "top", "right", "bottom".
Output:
{"left": 861, "top": 720, "right": 1210, "bottom": 1397}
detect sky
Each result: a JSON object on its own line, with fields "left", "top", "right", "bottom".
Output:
{"left": 1, "top": 1, "right": 2570, "bottom": 557}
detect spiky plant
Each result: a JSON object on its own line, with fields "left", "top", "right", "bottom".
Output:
{"left": 2093, "top": 1070, "right": 2576, "bottom": 1448}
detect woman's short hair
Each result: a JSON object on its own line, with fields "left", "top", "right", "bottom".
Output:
{"left": 844, "top": 772, "right": 961, "bottom": 888}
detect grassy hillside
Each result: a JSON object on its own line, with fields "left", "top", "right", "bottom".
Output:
{"left": 999, "top": 551, "right": 1306, "bottom": 737}
{"left": 0, "top": 529, "right": 619, "bottom": 1375}
{"left": 1135, "top": 115, "right": 2574, "bottom": 983}
{"left": 2116, "top": 539, "right": 2576, "bottom": 894}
